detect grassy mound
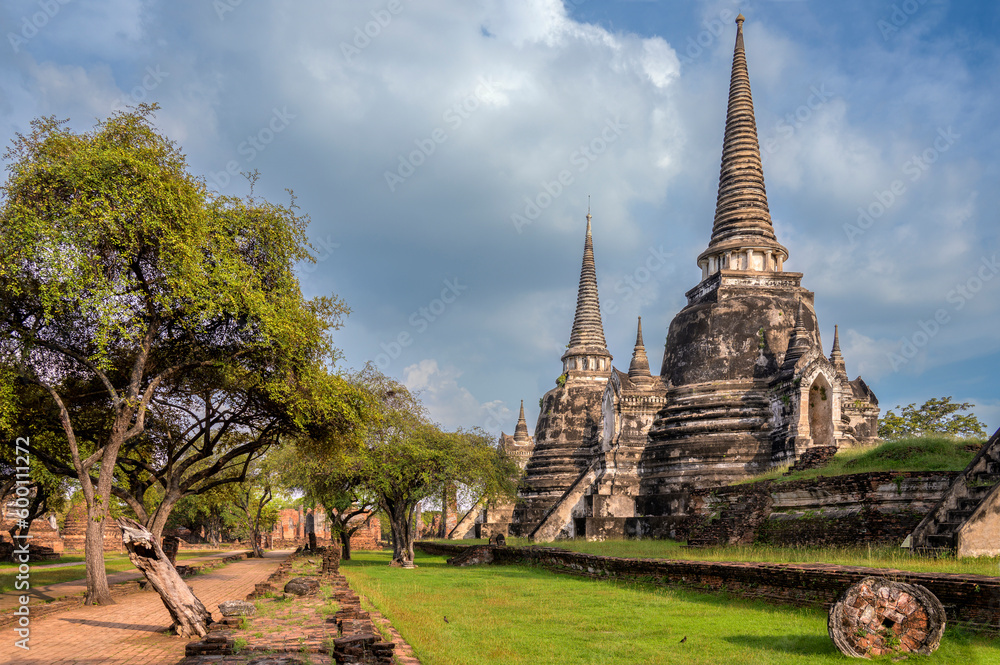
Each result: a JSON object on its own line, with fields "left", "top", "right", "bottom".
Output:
{"left": 741, "top": 436, "right": 983, "bottom": 484}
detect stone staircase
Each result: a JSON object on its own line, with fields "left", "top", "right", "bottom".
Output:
{"left": 910, "top": 428, "right": 1000, "bottom": 556}
{"left": 447, "top": 497, "right": 484, "bottom": 539}
{"left": 528, "top": 459, "right": 603, "bottom": 542}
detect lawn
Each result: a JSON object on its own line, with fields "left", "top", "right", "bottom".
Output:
{"left": 738, "top": 436, "right": 982, "bottom": 485}
{"left": 341, "top": 550, "right": 1000, "bottom": 664}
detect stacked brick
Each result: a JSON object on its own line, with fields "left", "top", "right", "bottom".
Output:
{"left": 324, "top": 562, "right": 395, "bottom": 664}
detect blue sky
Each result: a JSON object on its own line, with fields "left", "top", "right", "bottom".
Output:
{"left": 1, "top": 0, "right": 997, "bottom": 437}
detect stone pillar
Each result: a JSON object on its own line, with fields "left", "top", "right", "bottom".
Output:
{"left": 162, "top": 535, "right": 181, "bottom": 566}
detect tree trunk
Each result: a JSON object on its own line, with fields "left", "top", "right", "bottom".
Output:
{"left": 250, "top": 526, "right": 263, "bottom": 558}
{"left": 148, "top": 491, "right": 182, "bottom": 542}
{"left": 339, "top": 530, "right": 352, "bottom": 560}
{"left": 117, "top": 517, "right": 213, "bottom": 638}
{"left": 386, "top": 502, "right": 415, "bottom": 567}
{"left": 438, "top": 483, "right": 447, "bottom": 539}
{"left": 84, "top": 507, "right": 113, "bottom": 605}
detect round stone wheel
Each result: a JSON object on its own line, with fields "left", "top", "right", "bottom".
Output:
{"left": 828, "top": 577, "right": 946, "bottom": 658}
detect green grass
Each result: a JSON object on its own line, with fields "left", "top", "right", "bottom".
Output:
{"left": 341, "top": 550, "right": 999, "bottom": 665}
{"left": 0, "top": 558, "right": 137, "bottom": 593}
{"left": 0, "top": 548, "right": 229, "bottom": 569}
{"left": 433, "top": 539, "right": 1000, "bottom": 577}
{"left": 739, "top": 436, "right": 982, "bottom": 485}
{"left": 0, "top": 549, "right": 230, "bottom": 593}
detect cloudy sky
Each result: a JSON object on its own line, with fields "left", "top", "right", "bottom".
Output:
{"left": 2, "top": 0, "right": 997, "bottom": 436}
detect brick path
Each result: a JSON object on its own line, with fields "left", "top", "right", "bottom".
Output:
{"left": 8, "top": 550, "right": 292, "bottom": 665}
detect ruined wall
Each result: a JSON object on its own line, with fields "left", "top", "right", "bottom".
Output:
{"left": 269, "top": 507, "right": 381, "bottom": 551}
{"left": 686, "top": 472, "right": 958, "bottom": 547}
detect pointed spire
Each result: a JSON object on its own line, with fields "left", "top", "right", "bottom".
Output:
{"left": 697, "top": 14, "right": 788, "bottom": 274}
{"left": 628, "top": 316, "right": 652, "bottom": 379}
{"left": 830, "top": 325, "right": 848, "bottom": 377}
{"left": 562, "top": 209, "right": 611, "bottom": 374}
{"left": 514, "top": 400, "right": 530, "bottom": 441}
{"left": 783, "top": 301, "right": 811, "bottom": 368}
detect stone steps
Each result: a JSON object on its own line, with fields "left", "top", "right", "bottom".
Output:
{"left": 909, "top": 427, "right": 1000, "bottom": 556}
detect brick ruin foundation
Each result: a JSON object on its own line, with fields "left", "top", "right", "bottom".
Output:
{"left": 182, "top": 548, "right": 399, "bottom": 665}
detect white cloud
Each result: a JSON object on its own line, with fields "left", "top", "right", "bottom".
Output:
{"left": 403, "top": 359, "right": 512, "bottom": 434}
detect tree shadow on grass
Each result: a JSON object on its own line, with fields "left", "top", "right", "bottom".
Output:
{"left": 724, "top": 633, "right": 836, "bottom": 657}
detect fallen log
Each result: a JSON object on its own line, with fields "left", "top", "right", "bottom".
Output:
{"left": 117, "top": 517, "right": 214, "bottom": 638}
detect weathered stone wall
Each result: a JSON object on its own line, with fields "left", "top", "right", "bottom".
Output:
{"left": 416, "top": 542, "right": 1000, "bottom": 632}
{"left": 641, "top": 471, "right": 958, "bottom": 547}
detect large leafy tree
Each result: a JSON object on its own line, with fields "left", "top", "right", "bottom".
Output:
{"left": 0, "top": 106, "right": 345, "bottom": 604}
{"left": 317, "top": 367, "right": 518, "bottom": 567}
{"left": 282, "top": 439, "right": 379, "bottom": 560}
{"left": 878, "top": 397, "right": 987, "bottom": 440}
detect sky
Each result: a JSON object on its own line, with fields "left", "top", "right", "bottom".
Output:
{"left": 1, "top": 0, "right": 997, "bottom": 437}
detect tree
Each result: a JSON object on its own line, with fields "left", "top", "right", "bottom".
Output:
{"left": 878, "top": 397, "right": 987, "bottom": 440}
{"left": 282, "top": 440, "right": 378, "bottom": 560}
{"left": 322, "top": 368, "right": 518, "bottom": 567}
{"left": 372, "top": 422, "right": 518, "bottom": 567}
{"left": 224, "top": 454, "right": 282, "bottom": 558}
{"left": 0, "top": 106, "right": 344, "bottom": 604}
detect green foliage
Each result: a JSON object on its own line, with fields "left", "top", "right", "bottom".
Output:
{"left": 0, "top": 107, "right": 369, "bottom": 581}
{"left": 556, "top": 374, "right": 567, "bottom": 387}
{"left": 878, "top": 397, "right": 987, "bottom": 440}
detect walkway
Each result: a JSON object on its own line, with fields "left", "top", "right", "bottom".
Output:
{"left": 0, "top": 550, "right": 249, "bottom": 612}
{"left": 8, "top": 550, "right": 291, "bottom": 665}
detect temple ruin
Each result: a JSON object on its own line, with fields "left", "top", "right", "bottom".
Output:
{"left": 493, "top": 15, "right": 880, "bottom": 541}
